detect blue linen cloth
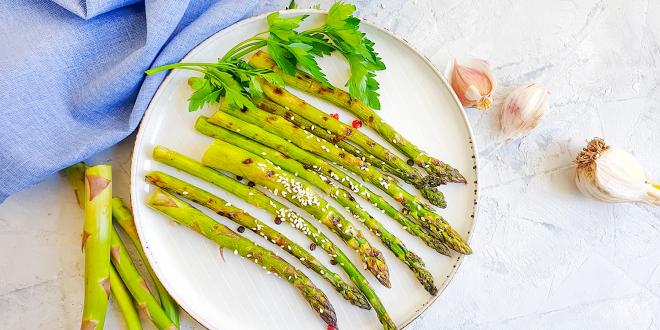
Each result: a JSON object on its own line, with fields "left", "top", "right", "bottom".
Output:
{"left": 0, "top": 0, "right": 258, "bottom": 202}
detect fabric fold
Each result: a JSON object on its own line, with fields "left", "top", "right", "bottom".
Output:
{"left": 0, "top": 0, "right": 258, "bottom": 202}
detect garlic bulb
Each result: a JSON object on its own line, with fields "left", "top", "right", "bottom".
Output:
{"left": 500, "top": 83, "right": 549, "bottom": 141}
{"left": 449, "top": 59, "right": 495, "bottom": 110}
{"left": 575, "top": 138, "right": 660, "bottom": 205}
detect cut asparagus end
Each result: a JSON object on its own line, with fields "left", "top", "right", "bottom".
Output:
{"left": 421, "top": 187, "right": 447, "bottom": 208}
{"left": 61, "top": 162, "right": 87, "bottom": 207}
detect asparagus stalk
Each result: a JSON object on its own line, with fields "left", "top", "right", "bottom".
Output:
{"left": 197, "top": 117, "right": 449, "bottom": 256}
{"left": 62, "top": 164, "right": 142, "bottom": 330}
{"left": 111, "top": 198, "right": 180, "bottom": 327}
{"left": 62, "top": 162, "right": 86, "bottom": 207}
{"left": 151, "top": 146, "right": 395, "bottom": 329}
{"left": 249, "top": 50, "right": 466, "bottom": 185}
{"left": 109, "top": 265, "right": 142, "bottom": 330}
{"left": 81, "top": 165, "right": 113, "bottom": 330}
{"left": 253, "top": 98, "right": 399, "bottom": 175}
{"left": 202, "top": 139, "right": 391, "bottom": 288}
{"left": 147, "top": 189, "right": 337, "bottom": 328}
{"left": 206, "top": 110, "right": 470, "bottom": 254}
{"left": 255, "top": 78, "right": 428, "bottom": 188}
{"left": 214, "top": 104, "right": 446, "bottom": 209}
{"left": 145, "top": 171, "right": 369, "bottom": 309}
{"left": 200, "top": 125, "right": 437, "bottom": 294}
{"left": 110, "top": 227, "right": 178, "bottom": 330}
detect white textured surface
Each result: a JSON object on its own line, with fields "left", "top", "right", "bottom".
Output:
{"left": 1, "top": 0, "right": 660, "bottom": 329}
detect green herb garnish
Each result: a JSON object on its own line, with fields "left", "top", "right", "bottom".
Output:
{"left": 146, "top": 2, "right": 384, "bottom": 112}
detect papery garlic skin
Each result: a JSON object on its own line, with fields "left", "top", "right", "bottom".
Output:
{"left": 450, "top": 59, "right": 494, "bottom": 110}
{"left": 575, "top": 138, "right": 660, "bottom": 205}
{"left": 500, "top": 83, "right": 549, "bottom": 141}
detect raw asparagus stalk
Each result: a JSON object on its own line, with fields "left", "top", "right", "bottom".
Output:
{"left": 151, "top": 146, "right": 395, "bottom": 329}
{"left": 256, "top": 78, "right": 428, "bottom": 188}
{"left": 145, "top": 171, "right": 369, "bottom": 309}
{"left": 200, "top": 125, "right": 437, "bottom": 294}
{"left": 81, "top": 165, "right": 113, "bottom": 330}
{"left": 197, "top": 117, "right": 449, "bottom": 256}
{"left": 249, "top": 50, "right": 466, "bottom": 185}
{"left": 109, "top": 265, "right": 142, "bottom": 330}
{"left": 111, "top": 198, "right": 180, "bottom": 327}
{"left": 61, "top": 162, "right": 86, "bottom": 206}
{"left": 202, "top": 140, "right": 391, "bottom": 288}
{"left": 62, "top": 164, "right": 142, "bottom": 330}
{"left": 253, "top": 98, "right": 399, "bottom": 175}
{"left": 110, "top": 227, "right": 178, "bottom": 330}
{"left": 207, "top": 110, "right": 470, "bottom": 254}
{"left": 147, "top": 189, "right": 337, "bottom": 328}
{"left": 215, "top": 103, "right": 445, "bottom": 208}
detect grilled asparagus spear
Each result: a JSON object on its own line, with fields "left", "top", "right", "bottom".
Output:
{"left": 202, "top": 139, "right": 391, "bottom": 287}
{"left": 214, "top": 103, "right": 446, "bottom": 208}
{"left": 196, "top": 117, "right": 449, "bottom": 256}
{"left": 145, "top": 171, "right": 369, "bottom": 309}
{"left": 254, "top": 80, "right": 427, "bottom": 188}
{"left": 253, "top": 98, "right": 399, "bottom": 176}
{"left": 249, "top": 50, "right": 466, "bottom": 185}
{"left": 197, "top": 129, "right": 436, "bottom": 294}
{"left": 207, "top": 110, "right": 470, "bottom": 254}
{"left": 151, "top": 146, "right": 395, "bottom": 329}
{"left": 147, "top": 189, "right": 337, "bottom": 328}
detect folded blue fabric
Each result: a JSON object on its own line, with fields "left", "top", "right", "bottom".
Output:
{"left": 0, "top": 0, "right": 258, "bottom": 202}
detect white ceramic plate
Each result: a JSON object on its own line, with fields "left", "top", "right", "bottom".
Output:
{"left": 131, "top": 9, "right": 478, "bottom": 330}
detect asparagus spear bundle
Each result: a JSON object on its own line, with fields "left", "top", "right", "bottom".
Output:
{"left": 147, "top": 189, "right": 337, "bottom": 328}
{"left": 109, "top": 265, "right": 142, "bottom": 330}
{"left": 202, "top": 139, "right": 391, "bottom": 288}
{"left": 196, "top": 120, "right": 437, "bottom": 294}
{"left": 249, "top": 50, "right": 466, "bottom": 186}
{"left": 112, "top": 198, "right": 180, "bottom": 327}
{"left": 196, "top": 117, "right": 449, "bottom": 256}
{"left": 81, "top": 165, "right": 113, "bottom": 330}
{"left": 253, "top": 97, "right": 399, "bottom": 176}
{"left": 145, "top": 171, "right": 369, "bottom": 309}
{"left": 254, "top": 78, "right": 427, "bottom": 188}
{"left": 151, "top": 146, "right": 396, "bottom": 329}
{"left": 206, "top": 109, "right": 470, "bottom": 254}
{"left": 110, "top": 227, "right": 178, "bottom": 330}
{"left": 213, "top": 105, "right": 446, "bottom": 209}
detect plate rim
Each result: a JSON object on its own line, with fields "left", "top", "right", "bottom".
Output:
{"left": 130, "top": 8, "right": 479, "bottom": 329}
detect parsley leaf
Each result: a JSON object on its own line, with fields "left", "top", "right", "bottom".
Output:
{"left": 286, "top": 42, "right": 330, "bottom": 86}
{"left": 188, "top": 78, "right": 217, "bottom": 112}
{"left": 268, "top": 12, "right": 308, "bottom": 41}
{"left": 268, "top": 39, "right": 297, "bottom": 75}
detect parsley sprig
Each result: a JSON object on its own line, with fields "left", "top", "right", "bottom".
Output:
{"left": 145, "top": 2, "right": 385, "bottom": 112}
{"left": 145, "top": 59, "right": 283, "bottom": 112}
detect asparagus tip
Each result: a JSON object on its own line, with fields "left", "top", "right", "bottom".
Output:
{"left": 421, "top": 187, "right": 447, "bottom": 208}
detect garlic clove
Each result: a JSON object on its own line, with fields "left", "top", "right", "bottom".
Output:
{"left": 450, "top": 59, "right": 494, "bottom": 110}
{"left": 575, "top": 138, "right": 659, "bottom": 205}
{"left": 500, "top": 83, "right": 549, "bottom": 141}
